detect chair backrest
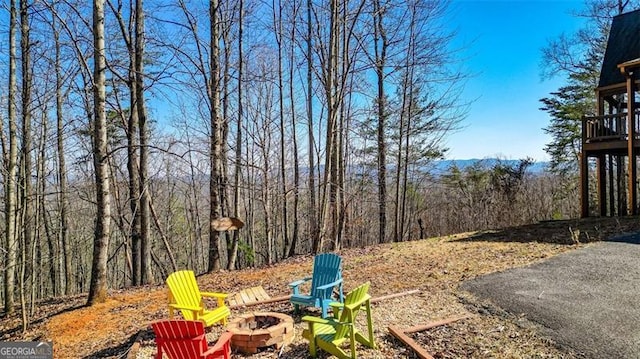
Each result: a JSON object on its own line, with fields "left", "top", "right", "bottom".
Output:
{"left": 310, "top": 253, "right": 342, "bottom": 298}
{"left": 151, "top": 320, "right": 207, "bottom": 359}
{"left": 333, "top": 282, "right": 371, "bottom": 340}
{"left": 166, "top": 270, "right": 202, "bottom": 320}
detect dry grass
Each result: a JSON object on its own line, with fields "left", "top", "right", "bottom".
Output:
{"left": 2, "top": 216, "right": 639, "bottom": 358}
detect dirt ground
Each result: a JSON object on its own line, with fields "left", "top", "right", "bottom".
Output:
{"left": 2, "top": 216, "right": 639, "bottom": 359}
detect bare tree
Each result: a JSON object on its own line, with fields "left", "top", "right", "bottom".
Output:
{"left": 316, "top": 0, "right": 365, "bottom": 250}
{"left": 307, "top": 0, "right": 319, "bottom": 253}
{"left": 273, "top": 0, "right": 290, "bottom": 260}
{"left": 107, "top": 0, "right": 152, "bottom": 285}
{"left": 208, "top": 0, "right": 224, "bottom": 272}
{"left": 287, "top": 0, "right": 301, "bottom": 257}
{"left": 4, "top": 0, "right": 19, "bottom": 315}
{"left": 135, "top": 0, "right": 152, "bottom": 284}
{"left": 372, "top": 0, "right": 388, "bottom": 244}
{"left": 51, "top": 1, "right": 73, "bottom": 296}
{"left": 88, "top": 0, "right": 111, "bottom": 305}
{"left": 19, "top": 0, "right": 34, "bottom": 330}
{"left": 227, "top": 0, "right": 244, "bottom": 270}
{"left": 111, "top": 0, "right": 142, "bottom": 285}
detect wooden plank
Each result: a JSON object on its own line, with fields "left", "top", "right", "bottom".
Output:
{"left": 229, "top": 295, "right": 291, "bottom": 309}
{"left": 229, "top": 287, "right": 271, "bottom": 306}
{"left": 240, "top": 290, "right": 252, "bottom": 304}
{"left": 246, "top": 287, "right": 258, "bottom": 303}
{"left": 388, "top": 325, "right": 434, "bottom": 359}
{"left": 404, "top": 315, "right": 471, "bottom": 334}
{"left": 244, "top": 287, "right": 255, "bottom": 302}
{"left": 248, "top": 287, "right": 263, "bottom": 301}
{"left": 125, "top": 331, "right": 143, "bottom": 359}
{"left": 252, "top": 286, "right": 270, "bottom": 301}
{"left": 229, "top": 293, "right": 241, "bottom": 306}
{"left": 251, "top": 288, "right": 262, "bottom": 301}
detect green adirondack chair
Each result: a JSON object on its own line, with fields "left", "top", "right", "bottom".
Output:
{"left": 302, "top": 282, "right": 376, "bottom": 359}
{"left": 289, "top": 253, "right": 344, "bottom": 318}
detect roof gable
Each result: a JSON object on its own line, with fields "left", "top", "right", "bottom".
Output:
{"left": 599, "top": 9, "right": 640, "bottom": 88}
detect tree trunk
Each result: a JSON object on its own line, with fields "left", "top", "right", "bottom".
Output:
{"left": 208, "top": 0, "right": 223, "bottom": 272}
{"left": 4, "top": 0, "right": 18, "bottom": 315}
{"left": 52, "top": 9, "right": 72, "bottom": 296}
{"left": 307, "top": 0, "right": 319, "bottom": 254}
{"left": 221, "top": 1, "right": 232, "bottom": 269}
{"left": 19, "top": 0, "right": 34, "bottom": 318}
{"left": 88, "top": 0, "right": 111, "bottom": 305}
{"left": 373, "top": 0, "right": 387, "bottom": 244}
{"left": 148, "top": 198, "right": 177, "bottom": 272}
{"left": 135, "top": 0, "right": 153, "bottom": 284}
{"left": 275, "top": 0, "right": 290, "bottom": 260}
{"left": 40, "top": 115, "right": 58, "bottom": 297}
{"left": 128, "top": 54, "right": 142, "bottom": 286}
{"left": 227, "top": 0, "right": 243, "bottom": 270}
{"left": 394, "top": 55, "right": 411, "bottom": 243}
{"left": 288, "top": 0, "right": 300, "bottom": 257}
{"left": 398, "top": 7, "right": 418, "bottom": 242}
{"left": 319, "top": 0, "right": 340, "bottom": 253}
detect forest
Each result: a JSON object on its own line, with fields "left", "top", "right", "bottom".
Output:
{"left": 0, "top": 0, "right": 599, "bottom": 329}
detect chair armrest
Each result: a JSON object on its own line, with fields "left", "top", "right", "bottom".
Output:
{"left": 316, "top": 278, "right": 343, "bottom": 291}
{"left": 201, "top": 292, "right": 228, "bottom": 308}
{"left": 169, "top": 303, "right": 202, "bottom": 312}
{"left": 329, "top": 301, "right": 344, "bottom": 318}
{"left": 288, "top": 276, "right": 312, "bottom": 288}
{"left": 302, "top": 315, "right": 331, "bottom": 325}
{"left": 344, "top": 294, "right": 371, "bottom": 310}
{"left": 201, "top": 292, "right": 228, "bottom": 299}
{"left": 203, "top": 331, "right": 233, "bottom": 355}
{"left": 303, "top": 315, "right": 351, "bottom": 328}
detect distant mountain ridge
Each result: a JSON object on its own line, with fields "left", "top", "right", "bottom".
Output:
{"left": 433, "top": 158, "right": 549, "bottom": 173}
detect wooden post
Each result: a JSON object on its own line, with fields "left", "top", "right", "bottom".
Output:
{"left": 580, "top": 144, "right": 589, "bottom": 218}
{"left": 627, "top": 72, "right": 637, "bottom": 215}
{"left": 597, "top": 154, "right": 607, "bottom": 216}
{"left": 605, "top": 98, "right": 615, "bottom": 216}
{"left": 608, "top": 154, "right": 615, "bottom": 216}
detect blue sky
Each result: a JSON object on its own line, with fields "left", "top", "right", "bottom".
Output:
{"left": 445, "top": 0, "right": 588, "bottom": 161}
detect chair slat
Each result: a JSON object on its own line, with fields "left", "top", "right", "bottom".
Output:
{"left": 302, "top": 282, "right": 376, "bottom": 359}
{"left": 151, "top": 319, "right": 231, "bottom": 359}
{"left": 166, "top": 270, "right": 230, "bottom": 327}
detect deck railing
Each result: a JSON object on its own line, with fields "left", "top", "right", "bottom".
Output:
{"left": 583, "top": 111, "right": 640, "bottom": 142}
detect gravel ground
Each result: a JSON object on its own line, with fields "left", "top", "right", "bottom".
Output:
{"left": 135, "top": 284, "right": 577, "bottom": 359}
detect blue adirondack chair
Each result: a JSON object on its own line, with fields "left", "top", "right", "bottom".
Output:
{"left": 289, "top": 253, "right": 344, "bottom": 318}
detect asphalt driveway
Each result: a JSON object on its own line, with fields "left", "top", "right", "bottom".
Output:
{"left": 461, "top": 234, "right": 640, "bottom": 358}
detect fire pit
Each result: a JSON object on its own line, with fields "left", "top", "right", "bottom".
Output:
{"left": 226, "top": 312, "right": 294, "bottom": 354}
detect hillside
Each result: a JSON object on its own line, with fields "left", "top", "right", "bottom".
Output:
{"left": 2, "top": 216, "right": 639, "bottom": 358}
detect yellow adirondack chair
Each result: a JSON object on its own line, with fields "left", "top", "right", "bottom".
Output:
{"left": 166, "top": 270, "right": 231, "bottom": 327}
{"left": 302, "top": 282, "right": 376, "bottom": 359}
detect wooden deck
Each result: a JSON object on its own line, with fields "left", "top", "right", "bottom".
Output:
{"left": 583, "top": 111, "right": 640, "bottom": 154}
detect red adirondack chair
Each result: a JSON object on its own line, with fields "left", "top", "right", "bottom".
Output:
{"left": 151, "top": 319, "right": 232, "bottom": 359}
